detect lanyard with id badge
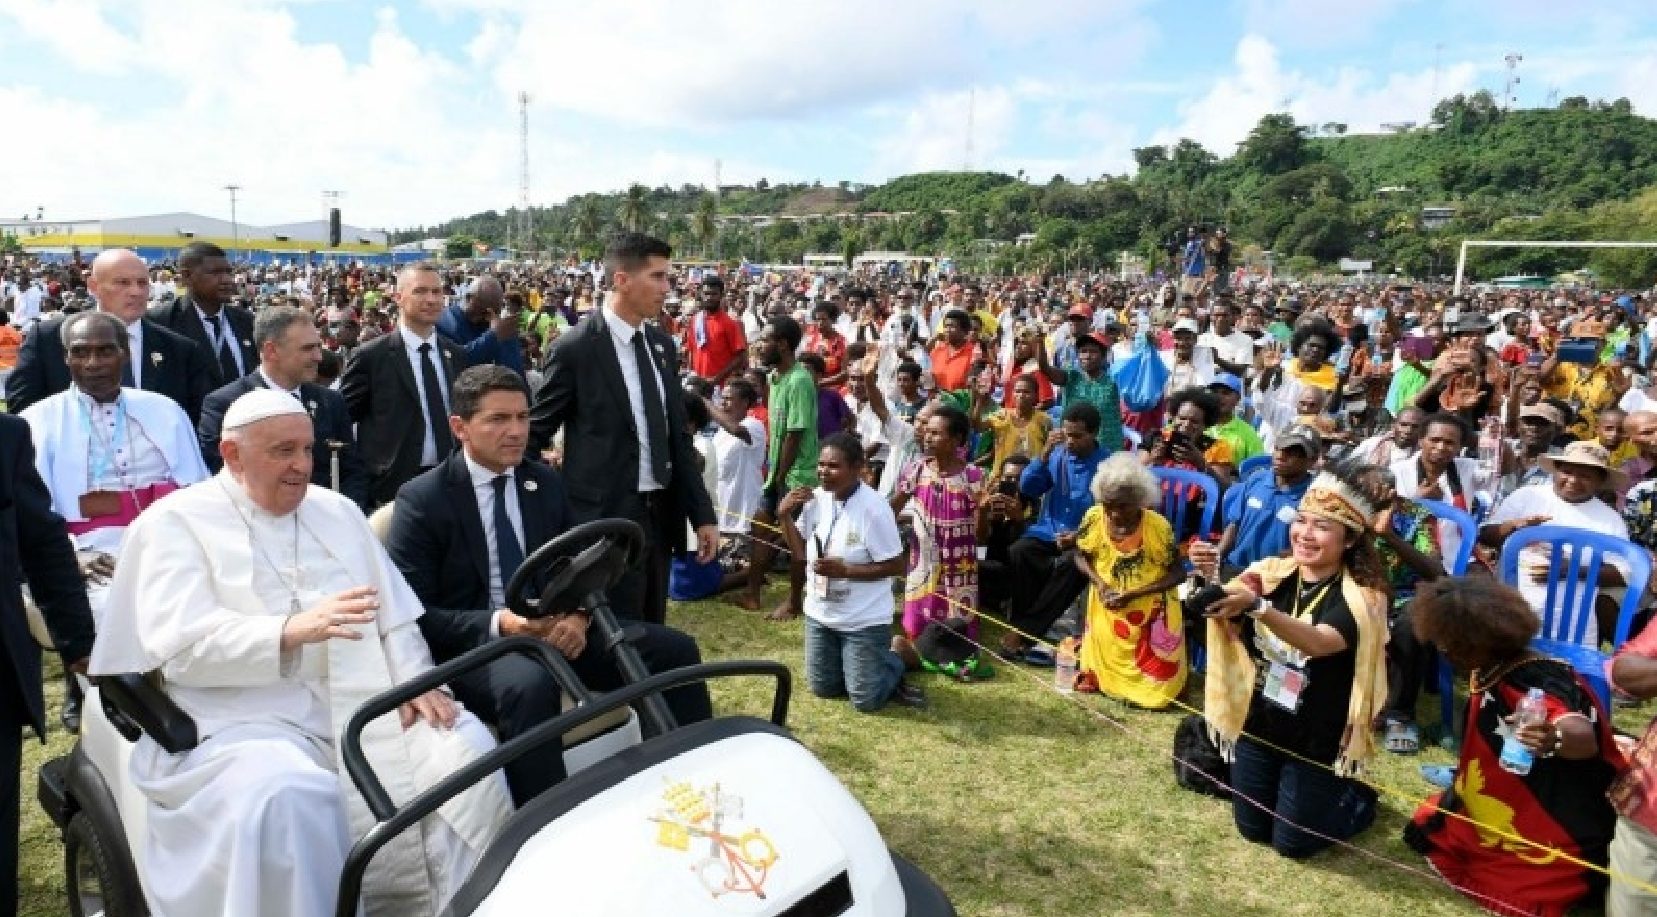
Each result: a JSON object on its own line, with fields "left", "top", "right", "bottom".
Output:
{"left": 1259, "top": 578, "right": 1333, "bottom": 713}
{"left": 812, "top": 495, "right": 854, "bottom": 604}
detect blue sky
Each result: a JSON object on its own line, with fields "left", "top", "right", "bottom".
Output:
{"left": 1, "top": 0, "right": 1653, "bottom": 229}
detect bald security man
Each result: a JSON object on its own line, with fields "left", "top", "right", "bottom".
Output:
{"left": 7, "top": 249, "right": 212, "bottom": 422}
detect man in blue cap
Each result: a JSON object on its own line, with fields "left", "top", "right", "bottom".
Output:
{"left": 1207, "top": 372, "right": 1264, "bottom": 475}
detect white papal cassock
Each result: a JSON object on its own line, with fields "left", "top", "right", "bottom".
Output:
{"left": 89, "top": 473, "right": 512, "bottom": 917}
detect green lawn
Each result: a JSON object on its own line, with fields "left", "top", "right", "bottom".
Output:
{"left": 21, "top": 592, "right": 1565, "bottom": 916}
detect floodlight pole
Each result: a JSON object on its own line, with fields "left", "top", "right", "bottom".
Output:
{"left": 224, "top": 184, "right": 241, "bottom": 260}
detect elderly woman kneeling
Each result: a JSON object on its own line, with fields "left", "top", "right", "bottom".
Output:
{"left": 1070, "top": 454, "right": 1187, "bottom": 706}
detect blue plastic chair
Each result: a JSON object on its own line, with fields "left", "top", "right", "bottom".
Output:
{"left": 1153, "top": 466, "right": 1220, "bottom": 675}
{"left": 1498, "top": 525, "right": 1653, "bottom": 709}
{"left": 1238, "top": 454, "right": 1272, "bottom": 479}
{"left": 1420, "top": 498, "right": 1478, "bottom": 743}
{"left": 1150, "top": 467, "right": 1220, "bottom": 541}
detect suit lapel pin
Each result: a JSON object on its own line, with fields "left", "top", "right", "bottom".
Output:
{"left": 523, "top": 480, "right": 539, "bottom": 492}
{"left": 150, "top": 352, "right": 163, "bottom": 366}
{"left": 305, "top": 399, "right": 318, "bottom": 416}
{"left": 242, "top": 339, "right": 252, "bottom": 348}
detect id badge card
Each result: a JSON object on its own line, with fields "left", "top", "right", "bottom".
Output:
{"left": 1262, "top": 661, "right": 1308, "bottom": 713}
{"left": 811, "top": 573, "right": 830, "bottom": 600}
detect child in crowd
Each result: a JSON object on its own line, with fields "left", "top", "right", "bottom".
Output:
{"left": 799, "top": 352, "right": 853, "bottom": 440}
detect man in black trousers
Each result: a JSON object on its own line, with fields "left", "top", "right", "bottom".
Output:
{"left": 147, "top": 241, "right": 258, "bottom": 389}
{"left": 0, "top": 414, "right": 95, "bottom": 917}
{"left": 388, "top": 365, "right": 710, "bottom": 805}
{"left": 529, "top": 233, "right": 718, "bottom": 625}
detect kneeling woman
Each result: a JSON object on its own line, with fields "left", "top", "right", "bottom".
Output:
{"left": 777, "top": 434, "right": 927, "bottom": 712}
{"left": 1071, "top": 453, "right": 1187, "bottom": 706}
{"left": 1202, "top": 465, "right": 1389, "bottom": 859}
{"left": 1406, "top": 578, "right": 1626, "bottom": 917}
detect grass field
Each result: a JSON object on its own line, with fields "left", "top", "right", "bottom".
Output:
{"left": 20, "top": 590, "right": 1569, "bottom": 916}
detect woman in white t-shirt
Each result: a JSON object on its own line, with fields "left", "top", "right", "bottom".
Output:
{"left": 777, "top": 434, "right": 927, "bottom": 712}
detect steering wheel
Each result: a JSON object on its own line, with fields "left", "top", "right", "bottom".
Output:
{"left": 504, "top": 518, "right": 645, "bottom": 619}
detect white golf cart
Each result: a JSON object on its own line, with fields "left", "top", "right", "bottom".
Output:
{"left": 38, "top": 518, "right": 956, "bottom": 916}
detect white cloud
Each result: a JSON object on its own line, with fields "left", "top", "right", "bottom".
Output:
{"left": 1152, "top": 35, "right": 1480, "bottom": 156}
{"left": 0, "top": 0, "right": 140, "bottom": 73}
{"left": 462, "top": 0, "right": 1149, "bottom": 128}
{"left": 872, "top": 87, "right": 1018, "bottom": 176}
{"left": 1236, "top": 0, "right": 1417, "bottom": 47}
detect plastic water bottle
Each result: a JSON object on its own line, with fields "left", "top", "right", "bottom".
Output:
{"left": 1499, "top": 687, "right": 1548, "bottom": 775}
{"left": 1055, "top": 637, "right": 1079, "bottom": 694}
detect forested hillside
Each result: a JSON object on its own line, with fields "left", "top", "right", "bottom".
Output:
{"left": 404, "top": 92, "right": 1657, "bottom": 285}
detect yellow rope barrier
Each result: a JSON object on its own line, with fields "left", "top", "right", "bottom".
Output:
{"left": 714, "top": 504, "right": 1657, "bottom": 897}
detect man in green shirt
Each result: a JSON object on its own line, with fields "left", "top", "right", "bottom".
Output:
{"left": 1206, "top": 374, "right": 1265, "bottom": 475}
{"left": 738, "top": 314, "right": 817, "bottom": 621}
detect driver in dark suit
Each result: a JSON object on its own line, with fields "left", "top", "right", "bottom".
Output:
{"left": 386, "top": 365, "right": 711, "bottom": 805}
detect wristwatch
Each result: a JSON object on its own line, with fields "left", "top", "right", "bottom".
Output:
{"left": 1245, "top": 596, "right": 1268, "bottom": 619}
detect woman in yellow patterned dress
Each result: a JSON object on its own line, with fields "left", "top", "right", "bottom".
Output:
{"left": 1071, "top": 453, "right": 1188, "bottom": 707}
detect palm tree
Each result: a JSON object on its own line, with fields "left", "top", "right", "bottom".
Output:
{"left": 619, "top": 184, "right": 649, "bottom": 233}
{"left": 692, "top": 194, "right": 718, "bottom": 257}
{"left": 573, "top": 197, "right": 604, "bottom": 249}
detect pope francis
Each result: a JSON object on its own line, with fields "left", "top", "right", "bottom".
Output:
{"left": 89, "top": 388, "right": 511, "bottom": 916}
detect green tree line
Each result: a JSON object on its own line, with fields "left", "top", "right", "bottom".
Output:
{"left": 401, "top": 92, "right": 1657, "bottom": 285}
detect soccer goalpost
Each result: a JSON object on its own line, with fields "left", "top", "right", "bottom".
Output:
{"left": 1453, "top": 239, "right": 1657, "bottom": 295}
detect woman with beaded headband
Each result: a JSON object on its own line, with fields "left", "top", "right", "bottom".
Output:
{"left": 1196, "top": 461, "right": 1390, "bottom": 859}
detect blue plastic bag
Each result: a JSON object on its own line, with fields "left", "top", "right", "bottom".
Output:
{"left": 1111, "top": 335, "right": 1170, "bottom": 413}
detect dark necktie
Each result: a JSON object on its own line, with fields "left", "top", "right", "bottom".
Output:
{"left": 216, "top": 315, "right": 240, "bottom": 380}
{"left": 629, "top": 329, "right": 671, "bottom": 485}
{"left": 491, "top": 475, "right": 524, "bottom": 596}
{"left": 418, "top": 342, "right": 453, "bottom": 455}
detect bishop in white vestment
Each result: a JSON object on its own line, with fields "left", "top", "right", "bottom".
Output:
{"left": 89, "top": 389, "right": 511, "bottom": 917}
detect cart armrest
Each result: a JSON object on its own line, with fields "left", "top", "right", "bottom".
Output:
{"left": 97, "top": 673, "right": 199, "bottom": 754}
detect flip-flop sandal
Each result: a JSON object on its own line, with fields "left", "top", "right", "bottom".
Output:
{"left": 1023, "top": 646, "right": 1056, "bottom": 667}
{"left": 1073, "top": 672, "right": 1100, "bottom": 694}
{"left": 1385, "top": 720, "right": 1421, "bottom": 755}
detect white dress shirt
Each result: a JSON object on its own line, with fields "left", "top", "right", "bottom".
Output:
{"left": 15, "top": 285, "right": 43, "bottom": 325}
{"left": 258, "top": 368, "right": 301, "bottom": 399}
{"left": 466, "top": 453, "right": 525, "bottom": 633}
{"left": 126, "top": 318, "right": 145, "bottom": 386}
{"left": 601, "top": 305, "right": 670, "bottom": 491}
{"left": 399, "top": 324, "right": 452, "bottom": 467}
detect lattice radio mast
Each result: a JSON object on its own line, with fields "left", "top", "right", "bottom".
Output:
{"left": 516, "top": 91, "right": 532, "bottom": 254}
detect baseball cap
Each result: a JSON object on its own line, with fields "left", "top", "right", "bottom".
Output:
{"left": 1076, "top": 331, "right": 1111, "bottom": 352}
{"left": 1067, "top": 304, "right": 1094, "bottom": 320}
{"left": 1173, "top": 318, "right": 1200, "bottom": 335}
{"left": 1519, "top": 403, "right": 1565, "bottom": 427}
{"left": 1208, "top": 373, "right": 1243, "bottom": 395}
{"left": 1276, "top": 424, "right": 1323, "bottom": 457}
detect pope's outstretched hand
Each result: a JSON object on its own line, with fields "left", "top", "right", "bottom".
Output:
{"left": 280, "top": 586, "right": 379, "bottom": 651}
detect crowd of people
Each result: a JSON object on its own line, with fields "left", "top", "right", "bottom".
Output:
{"left": 7, "top": 235, "right": 1657, "bottom": 915}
